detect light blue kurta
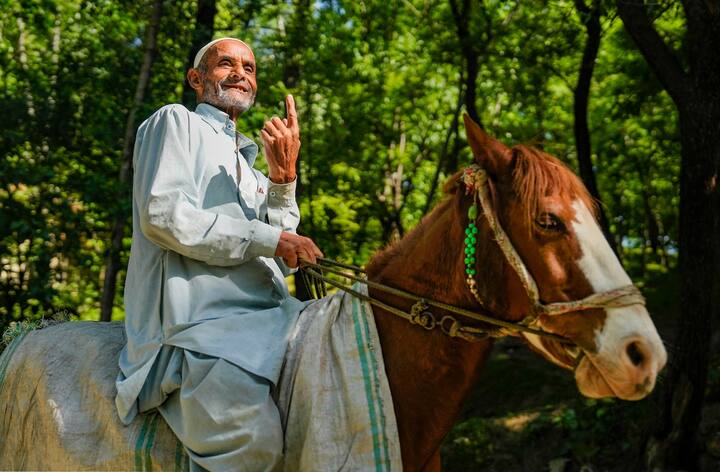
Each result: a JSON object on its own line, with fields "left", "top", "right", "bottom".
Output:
{"left": 115, "top": 103, "right": 307, "bottom": 425}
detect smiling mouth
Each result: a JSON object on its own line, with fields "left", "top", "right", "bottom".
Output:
{"left": 223, "top": 84, "right": 248, "bottom": 93}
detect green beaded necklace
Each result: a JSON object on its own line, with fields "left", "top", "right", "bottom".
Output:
{"left": 464, "top": 204, "right": 478, "bottom": 273}
{"left": 464, "top": 202, "right": 481, "bottom": 298}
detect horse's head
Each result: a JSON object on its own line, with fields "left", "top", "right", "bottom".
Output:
{"left": 462, "top": 115, "right": 666, "bottom": 400}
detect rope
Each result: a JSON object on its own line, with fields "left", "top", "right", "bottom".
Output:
{"left": 300, "top": 260, "right": 573, "bottom": 344}
{"left": 464, "top": 168, "right": 540, "bottom": 304}
{"left": 534, "top": 285, "right": 645, "bottom": 316}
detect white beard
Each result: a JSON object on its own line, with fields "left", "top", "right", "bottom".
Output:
{"left": 201, "top": 77, "right": 256, "bottom": 114}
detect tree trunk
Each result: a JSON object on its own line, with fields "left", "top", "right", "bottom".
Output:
{"left": 616, "top": 1, "right": 720, "bottom": 469}
{"left": 100, "top": 0, "right": 164, "bottom": 321}
{"left": 573, "top": 0, "right": 617, "bottom": 253}
{"left": 448, "top": 0, "right": 483, "bottom": 127}
{"left": 640, "top": 179, "right": 661, "bottom": 256}
{"left": 645, "top": 106, "right": 719, "bottom": 470}
{"left": 181, "top": 0, "right": 217, "bottom": 107}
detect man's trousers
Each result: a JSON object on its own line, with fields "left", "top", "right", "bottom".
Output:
{"left": 138, "top": 347, "right": 283, "bottom": 472}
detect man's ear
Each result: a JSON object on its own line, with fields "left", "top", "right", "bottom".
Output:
{"left": 463, "top": 114, "right": 513, "bottom": 178}
{"left": 186, "top": 68, "right": 203, "bottom": 94}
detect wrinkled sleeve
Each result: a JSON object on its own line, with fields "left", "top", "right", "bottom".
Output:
{"left": 264, "top": 177, "right": 301, "bottom": 276}
{"left": 133, "top": 105, "right": 281, "bottom": 266}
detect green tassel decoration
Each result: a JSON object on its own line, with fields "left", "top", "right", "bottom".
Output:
{"left": 468, "top": 203, "right": 478, "bottom": 220}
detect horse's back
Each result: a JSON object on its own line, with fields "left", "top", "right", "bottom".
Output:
{"left": 0, "top": 322, "right": 186, "bottom": 471}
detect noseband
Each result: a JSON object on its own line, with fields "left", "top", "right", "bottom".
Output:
{"left": 301, "top": 164, "right": 645, "bottom": 345}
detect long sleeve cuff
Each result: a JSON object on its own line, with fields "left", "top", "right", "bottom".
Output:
{"left": 267, "top": 177, "right": 300, "bottom": 233}
{"left": 267, "top": 178, "right": 297, "bottom": 209}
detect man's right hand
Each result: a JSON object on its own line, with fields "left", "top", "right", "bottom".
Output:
{"left": 261, "top": 95, "right": 300, "bottom": 184}
{"left": 275, "top": 232, "right": 323, "bottom": 268}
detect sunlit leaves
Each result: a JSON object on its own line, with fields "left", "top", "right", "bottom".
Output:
{"left": 0, "top": 0, "right": 682, "bottom": 329}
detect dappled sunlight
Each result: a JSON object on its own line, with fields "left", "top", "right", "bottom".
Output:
{"left": 500, "top": 411, "right": 541, "bottom": 432}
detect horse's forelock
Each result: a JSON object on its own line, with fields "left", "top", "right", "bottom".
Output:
{"left": 510, "top": 145, "right": 597, "bottom": 231}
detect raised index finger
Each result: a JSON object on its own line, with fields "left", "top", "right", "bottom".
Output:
{"left": 285, "top": 94, "right": 298, "bottom": 130}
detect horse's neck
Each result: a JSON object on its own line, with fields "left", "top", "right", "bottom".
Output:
{"left": 366, "top": 200, "right": 511, "bottom": 470}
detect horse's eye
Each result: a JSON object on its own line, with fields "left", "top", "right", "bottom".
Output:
{"left": 536, "top": 213, "right": 565, "bottom": 232}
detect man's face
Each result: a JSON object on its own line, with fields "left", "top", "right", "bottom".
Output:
{"left": 190, "top": 40, "right": 257, "bottom": 116}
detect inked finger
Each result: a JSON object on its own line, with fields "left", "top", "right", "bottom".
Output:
{"left": 286, "top": 94, "right": 298, "bottom": 129}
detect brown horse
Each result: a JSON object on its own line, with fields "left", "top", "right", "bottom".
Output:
{"left": 0, "top": 116, "right": 666, "bottom": 471}
{"left": 366, "top": 115, "right": 667, "bottom": 471}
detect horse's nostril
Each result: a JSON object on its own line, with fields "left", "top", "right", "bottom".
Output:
{"left": 626, "top": 341, "right": 645, "bottom": 367}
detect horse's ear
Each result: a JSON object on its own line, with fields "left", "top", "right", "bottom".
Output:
{"left": 463, "top": 114, "right": 512, "bottom": 177}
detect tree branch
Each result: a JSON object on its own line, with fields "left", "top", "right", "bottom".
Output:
{"left": 573, "top": 0, "right": 619, "bottom": 253}
{"left": 616, "top": 0, "right": 690, "bottom": 104}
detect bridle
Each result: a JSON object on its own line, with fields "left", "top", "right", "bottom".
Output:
{"left": 300, "top": 164, "right": 645, "bottom": 348}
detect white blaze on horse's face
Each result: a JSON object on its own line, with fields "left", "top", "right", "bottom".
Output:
{"left": 569, "top": 200, "right": 667, "bottom": 400}
{"left": 521, "top": 198, "right": 666, "bottom": 400}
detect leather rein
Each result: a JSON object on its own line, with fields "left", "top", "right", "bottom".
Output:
{"left": 300, "top": 164, "right": 645, "bottom": 346}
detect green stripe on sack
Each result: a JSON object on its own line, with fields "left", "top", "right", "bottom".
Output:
{"left": 174, "top": 435, "right": 189, "bottom": 472}
{"left": 135, "top": 414, "right": 152, "bottom": 471}
{"left": 355, "top": 297, "right": 387, "bottom": 468}
{"left": 351, "top": 296, "right": 384, "bottom": 471}
{"left": 0, "top": 332, "right": 28, "bottom": 393}
{"left": 359, "top": 299, "right": 393, "bottom": 470}
{"left": 144, "top": 413, "right": 160, "bottom": 471}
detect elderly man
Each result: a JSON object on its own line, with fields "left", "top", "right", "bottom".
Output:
{"left": 115, "top": 37, "right": 322, "bottom": 471}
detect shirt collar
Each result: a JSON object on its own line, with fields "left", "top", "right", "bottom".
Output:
{"left": 195, "top": 102, "right": 234, "bottom": 134}
{"left": 236, "top": 133, "right": 259, "bottom": 167}
{"left": 195, "top": 103, "right": 259, "bottom": 167}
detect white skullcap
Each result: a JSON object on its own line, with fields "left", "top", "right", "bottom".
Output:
{"left": 193, "top": 37, "right": 253, "bottom": 69}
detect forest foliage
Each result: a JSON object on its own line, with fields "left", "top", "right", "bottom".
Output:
{"left": 7, "top": 1, "right": 718, "bottom": 470}
{"left": 0, "top": 0, "right": 682, "bottom": 333}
